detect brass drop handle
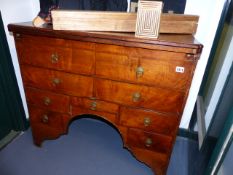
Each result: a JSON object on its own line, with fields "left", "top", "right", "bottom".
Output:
{"left": 136, "top": 66, "right": 144, "bottom": 78}
{"left": 44, "top": 97, "right": 51, "bottom": 106}
{"left": 145, "top": 138, "right": 153, "bottom": 147}
{"left": 42, "top": 114, "right": 49, "bottom": 123}
{"left": 132, "top": 92, "right": 141, "bottom": 102}
{"left": 51, "top": 53, "right": 59, "bottom": 63}
{"left": 90, "top": 101, "right": 97, "bottom": 111}
{"left": 52, "top": 78, "right": 61, "bottom": 86}
{"left": 144, "top": 117, "right": 151, "bottom": 127}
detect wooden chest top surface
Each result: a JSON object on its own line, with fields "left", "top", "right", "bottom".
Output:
{"left": 8, "top": 22, "right": 202, "bottom": 54}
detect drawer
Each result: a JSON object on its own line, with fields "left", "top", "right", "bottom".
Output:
{"left": 71, "top": 97, "right": 119, "bottom": 114}
{"left": 21, "top": 65, "right": 93, "bottom": 97}
{"left": 29, "top": 105, "right": 69, "bottom": 130}
{"left": 71, "top": 48, "right": 95, "bottom": 75}
{"left": 95, "top": 43, "right": 138, "bottom": 83}
{"left": 25, "top": 87, "right": 70, "bottom": 113}
{"left": 120, "top": 107, "right": 178, "bottom": 135}
{"left": 95, "top": 43, "right": 194, "bottom": 90}
{"left": 95, "top": 79, "right": 185, "bottom": 113}
{"left": 72, "top": 106, "right": 117, "bottom": 124}
{"left": 95, "top": 52, "right": 138, "bottom": 82}
{"left": 137, "top": 58, "right": 194, "bottom": 90}
{"left": 127, "top": 128, "right": 173, "bottom": 154}
{"left": 16, "top": 36, "right": 95, "bottom": 75}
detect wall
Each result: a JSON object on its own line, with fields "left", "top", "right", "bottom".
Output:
{"left": 0, "top": 0, "right": 226, "bottom": 128}
{"left": 0, "top": 0, "right": 40, "bottom": 118}
{"left": 180, "top": 0, "right": 226, "bottom": 128}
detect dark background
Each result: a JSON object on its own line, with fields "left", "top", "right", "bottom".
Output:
{"left": 131, "top": 0, "right": 187, "bottom": 14}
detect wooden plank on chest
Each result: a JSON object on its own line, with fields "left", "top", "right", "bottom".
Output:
{"left": 51, "top": 10, "right": 199, "bottom": 34}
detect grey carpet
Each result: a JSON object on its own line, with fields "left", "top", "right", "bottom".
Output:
{"left": 0, "top": 118, "right": 199, "bottom": 175}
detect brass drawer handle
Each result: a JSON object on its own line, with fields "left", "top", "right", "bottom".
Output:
{"left": 136, "top": 66, "right": 144, "bottom": 78}
{"left": 144, "top": 117, "right": 151, "bottom": 127}
{"left": 44, "top": 97, "right": 51, "bottom": 106}
{"left": 145, "top": 138, "right": 153, "bottom": 147}
{"left": 42, "top": 114, "right": 49, "bottom": 123}
{"left": 132, "top": 92, "right": 141, "bottom": 102}
{"left": 51, "top": 53, "right": 59, "bottom": 63}
{"left": 90, "top": 101, "right": 97, "bottom": 111}
{"left": 52, "top": 78, "right": 61, "bottom": 86}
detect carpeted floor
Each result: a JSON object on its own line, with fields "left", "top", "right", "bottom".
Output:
{"left": 0, "top": 118, "right": 199, "bottom": 175}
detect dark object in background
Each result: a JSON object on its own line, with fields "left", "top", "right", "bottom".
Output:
{"left": 163, "top": 0, "right": 187, "bottom": 14}
{"left": 59, "top": 0, "right": 127, "bottom": 11}
{"left": 38, "top": 0, "right": 59, "bottom": 21}
{"left": 130, "top": 0, "right": 187, "bottom": 14}
{"left": 38, "top": 0, "right": 128, "bottom": 22}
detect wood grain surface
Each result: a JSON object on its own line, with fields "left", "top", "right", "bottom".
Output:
{"left": 52, "top": 10, "right": 199, "bottom": 34}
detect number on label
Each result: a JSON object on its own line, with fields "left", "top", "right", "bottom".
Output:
{"left": 176, "top": 66, "right": 185, "bottom": 73}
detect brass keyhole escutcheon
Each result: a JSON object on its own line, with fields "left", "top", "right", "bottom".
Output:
{"left": 42, "top": 114, "right": 49, "bottom": 123}
{"left": 144, "top": 117, "right": 151, "bottom": 127}
{"left": 51, "top": 53, "right": 59, "bottom": 63}
{"left": 90, "top": 101, "right": 97, "bottom": 111}
{"left": 44, "top": 97, "right": 51, "bottom": 106}
{"left": 132, "top": 92, "right": 141, "bottom": 102}
{"left": 145, "top": 138, "right": 153, "bottom": 147}
{"left": 136, "top": 66, "right": 144, "bottom": 78}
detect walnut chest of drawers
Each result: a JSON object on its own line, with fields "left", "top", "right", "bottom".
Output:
{"left": 8, "top": 22, "right": 202, "bottom": 175}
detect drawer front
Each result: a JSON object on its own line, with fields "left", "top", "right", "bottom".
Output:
{"left": 120, "top": 107, "right": 178, "bottom": 135}
{"left": 16, "top": 36, "right": 95, "bottom": 75}
{"left": 95, "top": 43, "right": 194, "bottom": 90}
{"left": 71, "top": 40, "right": 95, "bottom": 75}
{"left": 127, "top": 128, "right": 173, "bottom": 154}
{"left": 72, "top": 106, "right": 117, "bottom": 124}
{"left": 29, "top": 105, "right": 68, "bottom": 130}
{"left": 137, "top": 58, "right": 194, "bottom": 90}
{"left": 71, "top": 97, "right": 119, "bottom": 114}
{"left": 95, "top": 79, "right": 184, "bottom": 113}
{"left": 96, "top": 52, "right": 138, "bottom": 82}
{"left": 25, "top": 87, "right": 70, "bottom": 113}
{"left": 21, "top": 65, "right": 93, "bottom": 97}
{"left": 71, "top": 48, "right": 95, "bottom": 75}
{"left": 17, "top": 43, "right": 72, "bottom": 71}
